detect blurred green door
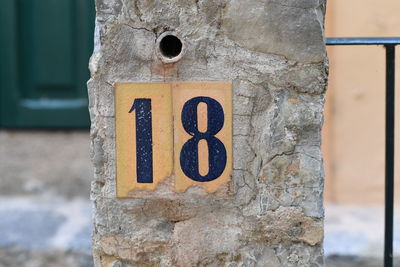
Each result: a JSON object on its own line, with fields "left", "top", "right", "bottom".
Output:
{"left": 0, "top": 0, "right": 95, "bottom": 128}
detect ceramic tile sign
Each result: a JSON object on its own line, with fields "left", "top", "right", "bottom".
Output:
{"left": 115, "top": 83, "right": 173, "bottom": 196}
{"left": 115, "top": 82, "right": 232, "bottom": 198}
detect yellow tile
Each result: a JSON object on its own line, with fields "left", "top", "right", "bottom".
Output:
{"left": 115, "top": 83, "right": 173, "bottom": 197}
{"left": 172, "top": 82, "right": 232, "bottom": 193}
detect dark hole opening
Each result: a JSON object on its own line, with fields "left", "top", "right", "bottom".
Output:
{"left": 159, "top": 35, "right": 183, "bottom": 59}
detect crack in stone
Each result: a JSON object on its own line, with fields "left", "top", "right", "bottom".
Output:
{"left": 122, "top": 23, "right": 153, "bottom": 34}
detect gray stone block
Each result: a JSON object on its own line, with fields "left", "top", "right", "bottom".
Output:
{"left": 90, "top": 0, "right": 328, "bottom": 265}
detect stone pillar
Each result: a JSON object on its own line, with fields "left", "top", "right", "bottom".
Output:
{"left": 89, "top": 0, "right": 328, "bottom": 266}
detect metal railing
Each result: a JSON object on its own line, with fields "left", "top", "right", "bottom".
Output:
{"left": 326, "top": 37, "right": 399, "bottom": 267}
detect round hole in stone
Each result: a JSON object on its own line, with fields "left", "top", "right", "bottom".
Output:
{"left": 159, "top": 34, "right": 183, "bottom": 59}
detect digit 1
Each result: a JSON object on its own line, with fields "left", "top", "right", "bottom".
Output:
{"left": 129, "top": 99, "right": 153, "bottom": 183}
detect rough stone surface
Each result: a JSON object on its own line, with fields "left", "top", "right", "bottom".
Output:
{"left": 89, "top": 0, "right": 328, "bottom": 266}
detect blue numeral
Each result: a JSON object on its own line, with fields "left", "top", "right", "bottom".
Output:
{"left": 129, "top": 99, "right": 153, "bottom": 183}
{"left": 180, "top": 96, "right": 227, "bottom": 182}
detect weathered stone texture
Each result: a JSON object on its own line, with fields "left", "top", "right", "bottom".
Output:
{"left": 89, "top": 0, "right": 328, "bottom": 266}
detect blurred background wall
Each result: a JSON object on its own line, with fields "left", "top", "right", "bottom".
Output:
{"left": 323, "top": 0, "right": 400, "bottom": 206}
{"left": 323, "top": 1, "right": 400, "bottom": 266}
{"left": 0, "top": 1, "right": 95, "bottom": 266}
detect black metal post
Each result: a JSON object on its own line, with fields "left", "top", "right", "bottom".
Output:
{"left": 384, "top": 44, "right": 395, "bottom": 267}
